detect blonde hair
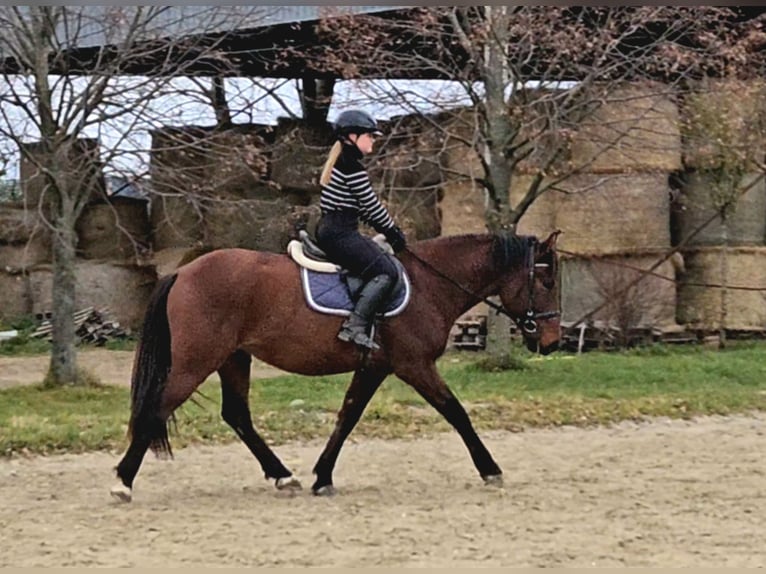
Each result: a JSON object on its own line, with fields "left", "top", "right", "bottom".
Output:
{"left": 320, "top": 141, "right": 342, "bottom": 187}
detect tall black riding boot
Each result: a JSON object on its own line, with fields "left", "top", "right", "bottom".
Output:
{"left": 338, "top": 274, "right": 394, "bottom": 350}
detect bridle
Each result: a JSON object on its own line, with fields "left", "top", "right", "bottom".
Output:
{"left": 403, "top": 237, "right": 560, "bottom": 337}
{"left": 518, "top": 238, "right": 560, "bottom": 336}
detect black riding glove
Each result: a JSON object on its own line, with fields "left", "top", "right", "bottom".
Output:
{"left": 385, "top": 225, "right": 407, "bottom": 253}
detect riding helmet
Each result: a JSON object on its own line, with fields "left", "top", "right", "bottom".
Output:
{"left": 333, "top": 109, "right": 383, "bottom": 137}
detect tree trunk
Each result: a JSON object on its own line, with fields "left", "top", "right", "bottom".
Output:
{"left": 718, "top": 216, "right": 729, "bottom": 349}
{"left": 46, "top": 199, "right": 79, "bottom": 386}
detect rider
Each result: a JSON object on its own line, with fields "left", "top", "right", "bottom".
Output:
{"left": 315, "top": 109, "right": 407, "bottom": 351}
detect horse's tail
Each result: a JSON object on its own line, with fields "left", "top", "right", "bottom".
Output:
{"left": 127, "top": 273, "right": 178, "bottom": 458}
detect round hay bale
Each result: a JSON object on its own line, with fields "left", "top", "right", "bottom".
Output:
{"left": 150, "top": 125, "right": 270, "bottom": 200}
{"left": 150, "top": 194, "right": 205, "bottom": 251}
{"left": 269, "top": 118, "right": 333, "bottom": 194}
{"left": 439, "top": 181, "right": 487, "bottom": 236}
{"left": 371, "top": 113, "right": 446, "bottom": 191}
{"left": 680, "top": 79, "right": 766, "bottom": 171}
{"left": 676, "top": 246, "right": 766, "bottom": 331}
{"left": 27, "top": 261, "right": 157, "bottom": 331}
{"left": 19, "top": 138, "right": 107, "bottom": 208}
{"left": 0, "top": 205, "right": 49, "bottom": 244}
{"left": 76, "top": 198, "right": 151, "bottom": 260}
{"left": 385, "top": 188, "right": 441, "bottom": 241}
{"left": 0, "top": 238, "right": 50, "bottom": 271}
{"left": 0, "top": 271, "right": 30, "bottom": 321}
{"left": 203, "top": 198, "right": 293, "bottom": 252}
{"left": 555, "top": 172, "right": 671, "bottom": 255}
{"left": 150, "top": 246, "right": 211, "bottom": 278}
{"left": 510, "top": 175, "right": 558, "bottom": 237}
{"left": 672, "top": 172, "right": 766, "bottom": 247}
{"left": 571, "top": 81, "right": 682, "bottom": 173}
{"left": 560, "top": 251, "right": 678, "bottom": 329}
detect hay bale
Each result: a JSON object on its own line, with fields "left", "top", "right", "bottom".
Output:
{"left": 555, "top": 173, "right": 671, "bottom": 255}
{"left": 0, "top": 271, "right": 30, "bottom": 321}
{"left": 150, "top": 194, "right": 205, "bottom": 250}
{"left": 0, "top": 205, "right": 49, "bottom": 245}
{"left": 680, "top": 79, "right": 766, "bottom": 171}
{"left": 27, "top": 261, "right": 157, "bottom": 331}
{"left": 150, "top": 125, "right": 270, "bottom": 200}
{"left": 677, "top": 246, "right": 766, "bottom": 330}
{"left": 510, "top": 175, "right": 558, "bottom": 237}
{"left": 150, "top": 246, "right": 210, "bottom": 277}
{"left": 269, "top": 118, "right": 333, "bottom": 194}
{"left": 385, "top": 188, "right": 441, "bottom": 241}
{"left": 371, "top": 113, "right": 446, "bottom": 191}
{"left": 672, "top": 172, "right": 766, "bottom": 247}
{"left": 19, "top": 138, "right": 106, "bottom": 208}
{"left": 203, "top": 198, "right": 294, "bottom": 253}
{"left": 76, "top": 197, "right": 151, "bottom": 260}
{"left": 439, "top": 181, "right": 487, "bottom": 236}
{"left": 571, "top": 82, "right": 682, "bottom": 173}
{"left": 561, "top": 251, "right": 678, "bottom": 329}
{"left": 0, "top": 239, "right": 50, "bottom": 271}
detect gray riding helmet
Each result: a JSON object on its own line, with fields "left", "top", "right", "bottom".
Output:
{"left": 333, "top": 109, "right": 383, "bottom": 137}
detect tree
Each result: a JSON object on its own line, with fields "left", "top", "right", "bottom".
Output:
{"left": 315, "top": 6, "right": 766, "bottom": 352}
{"left": 0, "top": 6, "right": 274, "bottom": 385}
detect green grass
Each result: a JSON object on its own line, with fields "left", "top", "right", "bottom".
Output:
{"left": 1, "top": 342, "right": 766, "bottom": 457}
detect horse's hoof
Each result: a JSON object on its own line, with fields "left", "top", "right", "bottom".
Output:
{"left": 312, "top": 484, "right": 336, "bottom": 497}
{"left": 482, "top": 474, "right": 504, "bottom": 487}
{"left": 275, "top": 476, "right": 302, "bottom": 491}
{"left": 110, "top": 483, "right": 132, "bottom": 503}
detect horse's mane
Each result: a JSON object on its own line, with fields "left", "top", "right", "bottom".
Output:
{"left": 413, "top": 232, "right": 532, "bottom": 271}
{"left": 491, "top": 232, "right": 533, "bottom": 271}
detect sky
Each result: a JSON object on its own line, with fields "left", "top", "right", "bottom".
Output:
{"left": 0, "top": 76, "right": 473, "bottom": 181}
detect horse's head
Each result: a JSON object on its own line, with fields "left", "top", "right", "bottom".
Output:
{"left": 496, "top": 230, "right": 561, "bottom": 355}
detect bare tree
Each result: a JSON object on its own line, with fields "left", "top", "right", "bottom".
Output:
{"left": 0, "top": 6, "right": 275, "bottom": 385}
{"left": 315, "top": 6, "right": 766, "bottom": 353}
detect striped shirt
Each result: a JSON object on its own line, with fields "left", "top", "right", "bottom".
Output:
{"left": 320, "top": 144, "right": 395, "bottom": 233}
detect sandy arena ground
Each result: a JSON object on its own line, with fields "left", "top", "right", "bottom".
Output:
{"left": 0, "top": 351, "right": 765, "bottom": 566}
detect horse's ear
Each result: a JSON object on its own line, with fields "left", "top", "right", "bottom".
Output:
{"left": 541, "top": 230, "right": 562, "bottom": 252}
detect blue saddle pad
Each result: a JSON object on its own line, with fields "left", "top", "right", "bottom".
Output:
{"left": 300, "top": 264, "right": 411, "bottom": 317}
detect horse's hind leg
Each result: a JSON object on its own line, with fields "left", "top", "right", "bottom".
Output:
{"left": 312, "top": 366, "right": 388, "bottom": 495}
{"left": 111, "top": 366, "right": 210, "bottom": 502}
{"left": 396, "top": 360, "right": 502, "bottom": 485}
{"left": 219, "top": 350, "right": 299, "bottom": 491}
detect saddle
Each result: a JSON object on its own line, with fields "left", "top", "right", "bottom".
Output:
{"left": 287, "top": 230, "right": 410, "bottom": 317}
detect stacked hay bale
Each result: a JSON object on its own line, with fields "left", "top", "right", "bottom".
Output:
{"left": 76, "top": 195, "right": 151, "bottom": 261}
{"left": 26, "top": 261, "right": 157, "bottom": 331}
{"left": 1, "top": 138, "right": 155, "bottom": 330}
{"left": 149, "top": 124, "right": 308, "bottom": 276}
{"left": 675, "top": 79, "right": 766, "bottom": 332}
{"left": 552, "top": 81, "right": 683, "bottom": 333}
{"left": 0, "top": 204, "right": 48, "bottom": 323}
{"left": 369, "top": 113, "right": 446, "bottom": 241}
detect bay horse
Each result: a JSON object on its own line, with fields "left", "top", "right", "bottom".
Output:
{"left": 110, "top": 231, "right": 561, "bottom": 502}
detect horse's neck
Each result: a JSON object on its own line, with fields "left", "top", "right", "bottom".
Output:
{"left": 413, "top": 235, "right": 500, "bottom": 320}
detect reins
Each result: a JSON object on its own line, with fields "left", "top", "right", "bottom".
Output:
{"left": 403, "top": 247, "right": 514, "bottom": 319}
{"left": 402, "top": 239, "right": 559, "bottom": 335}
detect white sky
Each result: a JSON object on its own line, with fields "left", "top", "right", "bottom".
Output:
{"left": 0, "top": 76, "right": 474, "bottom": 180}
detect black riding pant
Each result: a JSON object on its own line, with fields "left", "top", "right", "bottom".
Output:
{"left": 316, "top": 210, "right": 398, "bottom": 282}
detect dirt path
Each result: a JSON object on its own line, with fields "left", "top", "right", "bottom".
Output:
{"left": 0, "top": 348, "right": 285, "bottom": 389}
{"left": 1, "top": 414, "right": 765, "bottom": 567}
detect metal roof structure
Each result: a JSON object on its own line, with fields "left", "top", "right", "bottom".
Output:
{"left": 0, "top": 6, "right": 414, "bottom": 78}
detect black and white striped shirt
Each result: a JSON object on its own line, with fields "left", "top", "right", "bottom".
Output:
{"left": 320, "top": 144, "right": 395, "bottom": 233}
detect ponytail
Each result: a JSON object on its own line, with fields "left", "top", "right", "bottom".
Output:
{"left": 320, "top": 141, "right": 342, "bottom": 187}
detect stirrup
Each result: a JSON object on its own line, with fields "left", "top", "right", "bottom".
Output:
{"left": 337, "top": 327, "right": 380, "bottom": 350}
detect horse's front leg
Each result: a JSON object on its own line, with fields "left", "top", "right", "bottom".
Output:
{"left": 312, "top": 366, "right": 389, "bottom": 495}
{"left": 395, "top": 360, "right": 502, "bottom": 485}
